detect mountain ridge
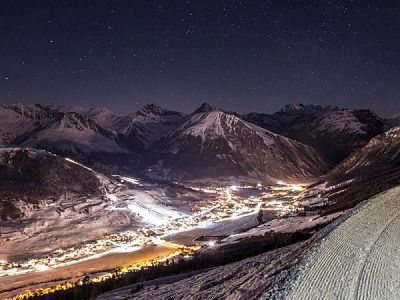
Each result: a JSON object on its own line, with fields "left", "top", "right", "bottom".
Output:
{"left": 150, "top": 110, "right": 329, "bottom": 182}
{"left": 243, "top": 104, "right": 388, "bottom": 163}
{"left": 0, "top": 101, "right": 393, "bottom": 183}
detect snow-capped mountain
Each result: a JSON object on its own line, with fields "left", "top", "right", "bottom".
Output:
{"left": 0, "top": 104, "right": 126, "bottom": 154}
{"left": 243, "top": 104, "right": 387, "bottom": 163}
{"left": 120, "top": 104, "right": 186, "bottom": 150}
{"left": 64, "top": 104, "right": 186, "bottom": 151}
{"left": 19, "top": 112, "right": 126, "bottom": 154}
{"left": 151, "top": 109, "right": 329, "bottom": 182}
{"left": 390, "top": 112, "right": 400, "bottom": 119}
{"left": 2, "top": 102, "right": 392, "bottom": 184}
{"left": 0, "top": 103, "right": 50, "bottom": 144}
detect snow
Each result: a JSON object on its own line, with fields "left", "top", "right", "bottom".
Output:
{"left": 0, "top": 104, "right": 126, "bottom": 154}
{"left": 222, "top": 212, "right": 344, "bottom": 244}
{"left": 122, "top": 190, "right": 185, "bottom": 226}
{"left": 21, "top": 117, "right": 126, "bottom": 153}
{"left": 176, "top": 111, "right": 276, "bottom": 148}
{"left": 178, "top": 111, "right": 228, "bottom": 141}
{"left": 0, "top": 147, "right": 55, "bottom": 162}
{"left": 103, "top": 185, "right": 187, "bottom": 227}
{"left": 0, "top": 105, "right": 43, "bottom": 143}
{"left": 244, "top": 120, "right": 276, "bottom": 146}
{"left": 73, "top": 104, "right": 186, "bottom": 148}
{"left": 127, "top": 106, "right": 185, "bottom": 146}
{"left": 284, "top": 186, "right": 400, "bottom": 300}
{"left": 385, "top": 125, "right": 400, "bottom": 138}
{"left": 65, "top": 157, "right": 96, "bottom": 172}
{"left": 390, "top": 112, "right": 400, "bottom": 119}
{"left": 318, "top": 109, "right": 366, "bottom": 134}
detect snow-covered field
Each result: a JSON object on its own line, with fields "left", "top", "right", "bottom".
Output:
{"left": 285, "top": 185, "right": 400, "bottom": 300}
{"left": 221, "top": 212, "right": 344, "bottom": 244}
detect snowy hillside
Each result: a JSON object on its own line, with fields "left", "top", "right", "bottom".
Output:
{"left": 286, "top": 186, "right": 400, "bottom": 300}
{"left": 152, "top": 110, "right": 329, "bottom": 182}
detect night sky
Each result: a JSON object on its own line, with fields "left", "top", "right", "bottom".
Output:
{"left": 0, "top": 0, "right": 399, "bottom": 116}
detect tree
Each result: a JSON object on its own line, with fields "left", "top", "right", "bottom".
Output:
{"left": 256, "top": 209, "right": 263, "bottom": 225}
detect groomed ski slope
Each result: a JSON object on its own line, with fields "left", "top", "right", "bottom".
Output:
{"left": 286, "top": 186, "right": 400, "bottom": 300}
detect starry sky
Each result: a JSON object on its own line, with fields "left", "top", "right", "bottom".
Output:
{"left": 0, "top": 0, "right": 399, "bottom": 116}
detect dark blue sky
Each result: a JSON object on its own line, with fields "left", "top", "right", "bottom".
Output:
{"left": 0, "top": 0, "right": 399, "bottom": 116}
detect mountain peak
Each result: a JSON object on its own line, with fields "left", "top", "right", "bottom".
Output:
{"left": 137, "top": 104, "right": 166, "bottom": 116}
{"left": 279, "top": 103, "right": 341, "bottom": 113}
{"left": 193, "top": 102, "right": 221, "bottom": 114}
{"left": 280, "top": 103, "right": 321, "bottom": 112}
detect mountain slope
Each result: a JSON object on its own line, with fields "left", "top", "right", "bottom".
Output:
{"left": 0, "top": 103, "right": 49, "bottom": 144}
{"left": 326, "top": 125, "right": 400, "bottom": 184}
{"left": 0, "top": 148, "right": 101, "bottom": 219}
{"left": 305, "top": 126, "right": 400, "bottom": 214}
{"left": 152, "top": 111, "right": 329, "bottom": 182}
{"left": 387, "top": 116, "right": 400, "bottom": 127}
{"left": 19, "top": 112, "right": 126, "bottom": 154}
{"left": 243, "top": 104, "right": 387, "bottom": 163}
{"left": 121, "top": 104, "right": 186, "bottom": 150}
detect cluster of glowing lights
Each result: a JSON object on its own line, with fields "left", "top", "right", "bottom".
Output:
{"left": 13, "top": 245, "right": 199, "bottom": 300}
{"left": 2, "top": 179, "right": 307, "bottom": 299}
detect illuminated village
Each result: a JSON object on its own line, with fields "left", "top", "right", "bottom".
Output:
{"left": 1, "top": 176, "right": 308, "bottom": 299}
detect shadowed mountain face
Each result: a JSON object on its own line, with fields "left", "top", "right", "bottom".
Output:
{"left": 387, "top": 116, "right": 400, "bottom": 128}
{"left": 243, "top": 104, "right": 388, "bottom": 164}
{"left": 326, "top": 125, "right": 400, "bottom": 184}
{"left": 313, "top": 126, "right": 400, "bottom": 215}
{"left": 0, "top": 148, "right": 101, "bottom": 219}
{"left": 151, "top": 110, "right": 329, "bottom": 182}
{"left": 1, "top": 102, "right": 392, "bottom": 184}
{"left": 0, "top": 103, "right": 332, "bottom": 182}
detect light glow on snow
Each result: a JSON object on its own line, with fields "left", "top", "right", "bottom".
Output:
{"left": 65, "top": 157, "right": 95, "bottom": 172}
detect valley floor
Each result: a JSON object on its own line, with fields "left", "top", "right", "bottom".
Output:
{"left": 99, "top": 185, "right": 400, "bottom": 300}
{"left": 285, "top": 186, "right": 400, "bottom": 300}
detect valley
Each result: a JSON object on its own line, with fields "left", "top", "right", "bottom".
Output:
{"left": 0, "top": 164, "right": 313, "bottom": 299}
{"left": 0, "top": 102, "right": 399, "bottom": 300}
{"left": 2, "top": 2, "right": 399, "bottom": 298}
